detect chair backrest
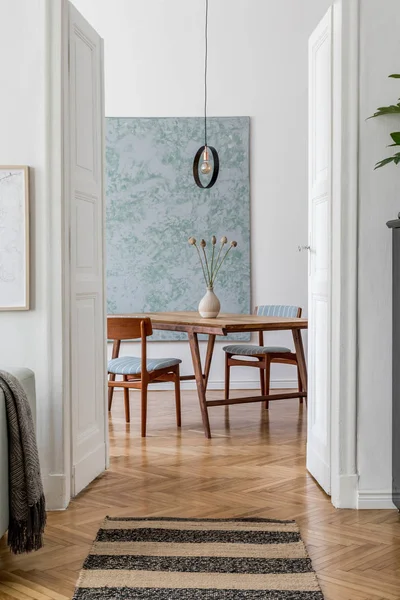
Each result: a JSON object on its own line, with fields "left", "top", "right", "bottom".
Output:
{"left": 107, "top": 316, "right": 153, "bottom": 340}
{"left": 255, "top": 305, "right": 302, "bottom": 318}
{"left": 255, "top": 305, "right": 302, "bottom": 346}
{"left": 107, "top": 317, "right": 153, "bottom": 367}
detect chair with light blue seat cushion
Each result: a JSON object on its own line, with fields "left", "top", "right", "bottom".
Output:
{"left": 107, "top": 316, "right": 182, "bottom": 436}
{"left": 223, "top": 304, "right": 304, "bottom": 409}
{"left": 108, "top": 356, "right": 181, "bottom": 376}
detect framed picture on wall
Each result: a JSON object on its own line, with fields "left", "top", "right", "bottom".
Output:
{"left": 0, "top": 166, "right": 30, "bottom": 310}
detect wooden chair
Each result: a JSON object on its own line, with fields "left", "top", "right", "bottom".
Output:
{"left": 223, "top": 305, "right": 304, "bottom": 409}
{"left": 107, "top": 316, "right": 182, "bottom": 436}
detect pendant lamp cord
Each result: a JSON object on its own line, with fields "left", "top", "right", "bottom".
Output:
{"left": 204, "top": 0, "right": 208, "bottom": 148}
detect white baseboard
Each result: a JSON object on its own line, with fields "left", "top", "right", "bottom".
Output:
{"left": 42, "top": 473, "right": 69, "bottom": 511}
{"left": 331, "top": 474, "right": 358, "bottom": 508}
{"left": 357, "top": 490, "right": 396, "bottom": 509}
{"left": 147, "top": 379, "right": 298, "bottom": 391}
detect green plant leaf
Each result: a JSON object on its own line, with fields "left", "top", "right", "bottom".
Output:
{"left": 369, "top": 104, "right": 400, "bottom": 118}
{"left": 374, "top": 156, "right": 396, "bottom": 169}
{"left": 370, "top": 73, "right": 400, "bottom": 170}
{"left": 390, "top": 132, "right": 400, "bottom": 144}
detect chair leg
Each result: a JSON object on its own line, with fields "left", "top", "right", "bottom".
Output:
{"left": 297, "top": 366, "right": 303, "bottom": 404}
{"left": 123, "top": 375, "right": 130, "bottom": 423}
{"left": 174, "top": 367, "right": 182, "bottom": 428}
{"left": 264, "top": 356, "right": 271, "bottom": 410}
{"left": 108, "top": 373, "right": 115, "bottom": 411}
{"left": 224, "top": 354, "right": 231, "bottom": 400}
{"left": 259, "top": 364, "right": 265, "bottom": 396}
{"left": 141, "top": 382, "right": 148, "bottom": 437}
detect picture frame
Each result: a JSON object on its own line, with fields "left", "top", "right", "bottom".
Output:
{"left": 0, "top": 166, "right": 30, "bottom": 310}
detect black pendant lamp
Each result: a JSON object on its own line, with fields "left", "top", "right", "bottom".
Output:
{"left": 193, "top": 0, "right": 220, "bottom": 188}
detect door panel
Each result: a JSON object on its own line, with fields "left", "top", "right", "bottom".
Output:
{"left": 69, "top": 3, "right": 106, "bottom": 496}
{"left": 76, "top": 193, "right": 98, "bottom": 272}
{"left": 307, "top": 7, "right": 332, "bottom": 494}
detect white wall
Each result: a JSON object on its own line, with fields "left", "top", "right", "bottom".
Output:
{"left": 72, "top": 0, "right": 331, "bottom": 389}
{"left": 357, "top": 0, "right": 400, "bottom": 508}
{"left": 0, "top": 1, "right": 45, "bottom": 392}
{"left": 0, "top": 0, "right": 66, "bottom": 509}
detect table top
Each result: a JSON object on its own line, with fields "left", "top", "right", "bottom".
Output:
{"left": 119, "top": 311, "right": 308, "bottom": 335}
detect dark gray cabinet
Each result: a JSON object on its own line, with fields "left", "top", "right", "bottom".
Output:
{"left": 387, "top": 218, "right": 400, "bottom": 510}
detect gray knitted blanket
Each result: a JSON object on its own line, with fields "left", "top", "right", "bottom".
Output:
{"left": 0, "top": 370, "right": 46, "bottom": 553}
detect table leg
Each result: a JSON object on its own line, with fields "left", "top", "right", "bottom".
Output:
{"left": 204, "top": 334, "right": 216, "bottom": 390}
{"left": 188, "top": 330, "right": 212, "bottom": 439}
{"left": 292, "top": 329, "right": 308, "bottom": 393}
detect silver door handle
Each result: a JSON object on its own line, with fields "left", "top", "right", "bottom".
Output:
{"left": 298, "top": 245, "right": 311, "bottom": 252}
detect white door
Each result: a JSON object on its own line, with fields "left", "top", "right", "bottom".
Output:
{"left": 68, "top": 3, "right": 107, "bottom": 495}
{"left": 307, "top": 7, "right": 333, "bottom": 494}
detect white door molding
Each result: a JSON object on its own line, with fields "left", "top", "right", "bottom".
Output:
{"left": 41, "top": 0, "right": 71, "bottom": 510}
{"left": 330, "top": 0, "right": 360, "bottom": 508}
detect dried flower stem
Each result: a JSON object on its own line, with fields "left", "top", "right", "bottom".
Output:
{"left": 210, "top": 244, "right": 215, "bottom": 279}
{"left": 212, "top": 242, "right": 225, "bottom": 283}
{"left": 202, "top": 246, "right": 211, "bottom": 285}
{"left": 211, "top": 246, "right": 233, "bottom": 285}
{"left": 194, "top": 243, "right": 209, "bottom": 287}
{"left": 189, "top": 234, "right": 237, "bottom": 289}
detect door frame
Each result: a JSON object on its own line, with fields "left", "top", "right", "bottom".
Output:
{"left": 44, "top": 0, "right": 360, "bottom": 510}
{"left": 42, "top": 0, "right": 72, "bottom": 510}
{"left": 329, "top": 0, "right": 359, "bottom": 508}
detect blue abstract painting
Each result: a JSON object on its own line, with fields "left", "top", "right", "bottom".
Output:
{"left": 106, "top": 117, "right": 250, "bottom": 341}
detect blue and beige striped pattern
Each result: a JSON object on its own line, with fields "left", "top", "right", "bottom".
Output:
{"left": 256, "top": 305, "right": 300, "bottom": 318}
{"left": 108, "top": 356, "right": 181, "bottom": 375}
{"left": 223, "top": 345, "right": 291, "bottom": 356}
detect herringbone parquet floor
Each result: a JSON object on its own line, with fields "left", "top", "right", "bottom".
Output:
{"left": 1, "top": 389, "right": 399, "bottom": 599}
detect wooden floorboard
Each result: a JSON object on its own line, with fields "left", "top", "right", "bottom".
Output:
{"left": 1, "top": 389, "right": 399, "bottom": 599}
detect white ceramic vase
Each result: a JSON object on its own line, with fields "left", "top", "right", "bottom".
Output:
{"left": 198, "top": 286, "right": 220, "bottom": 318}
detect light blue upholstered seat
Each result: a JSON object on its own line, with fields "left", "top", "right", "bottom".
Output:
{"left": 108, "top": 356, "right": 182, "bottom": 375}
{"left": 223, "top": 344, "right": 291, "bottom": 356}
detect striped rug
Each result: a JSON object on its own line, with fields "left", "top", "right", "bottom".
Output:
{"left": 73, "top": 517, "right": 324, "bottom": 599}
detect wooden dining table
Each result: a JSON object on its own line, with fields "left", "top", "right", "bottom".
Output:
{"left": 130, "top": 311, "right": 308, "bottom": 438}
